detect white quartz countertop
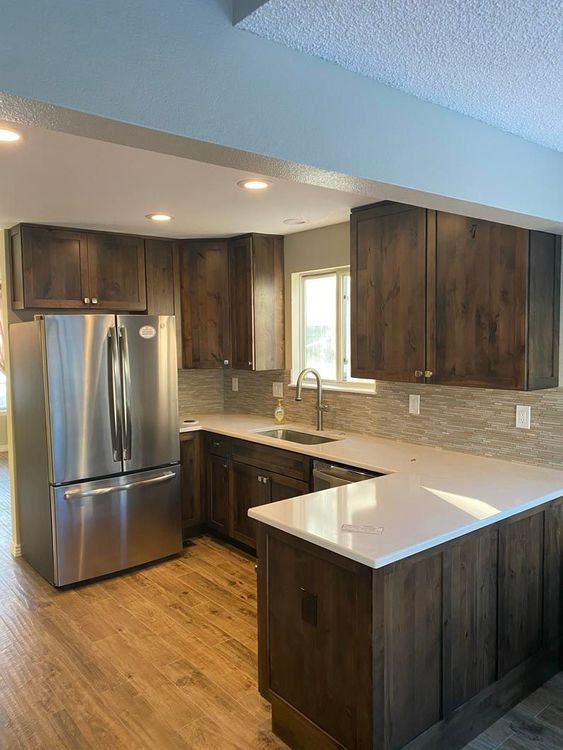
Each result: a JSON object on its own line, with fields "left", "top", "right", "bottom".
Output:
{"left": 179, "top": 414, "right": 563, "bottom": 568}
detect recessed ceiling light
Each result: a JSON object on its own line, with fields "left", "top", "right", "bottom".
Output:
{"left": 237, "top": 179, "right": 270, "bottom": 191}
{"left": 283, "top": 218, "right": 309, "bottom": 225}
{"left": 145, "top": 213, "right": 174, "bottom": 222}
{"left": 0, "top": 128, "right": 21, "bottom": 142}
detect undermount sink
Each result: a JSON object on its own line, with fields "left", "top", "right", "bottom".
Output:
{"left": 257, "top": 428, "right": 341, "bottom": 445}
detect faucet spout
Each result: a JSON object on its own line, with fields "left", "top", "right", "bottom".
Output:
{"left": 295, "top": 368, "right": 327, "bottom": 431}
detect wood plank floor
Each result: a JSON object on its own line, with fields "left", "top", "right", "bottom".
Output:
{"left": 0, "top": 452, "right": 560, "bottom": 749}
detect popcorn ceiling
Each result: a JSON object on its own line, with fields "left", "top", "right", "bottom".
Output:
{"left": 238, "top": 0, "right": 563, "bottom": 152}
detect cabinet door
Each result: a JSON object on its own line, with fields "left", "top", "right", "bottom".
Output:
{"left": 145, "top": 239, "right": 176, "bottom": 316}
{"left": 87, "top": 233, "right": 146, "bottom": 310}
{"left": 19, "top": 226, "right": 90, "bottom": 308}
{"left": 270, "top": 473, "right": 310, "bottom": 502}
{"left": 206, "top": 453, "right": 231, "bottom": 536}
{"left": 180, "top": 240, "right": 231, "bottom": 368}
{"left": 430, "top": 213, "right": 528, "bottom": 389}
{"left": 351, "top": 204, "right": 427, "bottom": 382}
{"left": 229, "top": 236, "right": 254, "bottom": 370}
{"left": 180, "top": 433, "right": 204, "bottom": 537}
{"left": 231, "top": 461, "right": 270, "bottom": 549}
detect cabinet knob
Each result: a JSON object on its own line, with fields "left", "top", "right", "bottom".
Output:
{"left": 414, "top": 369, "right": 423, "bottom": 377}
{"left": 424, "top": 370, "right": 433, "bottom": 378}
{"left": 91, "top": 298, "right": 98, "bottom": 305}
{"left": 248, "top": 361, "right": 252, "bottom": 366}
{"left": 83, "top": 297, "right": 91, "bottom": 304}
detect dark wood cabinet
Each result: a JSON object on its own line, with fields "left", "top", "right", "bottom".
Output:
{"left": 179, "top": 432, "right": 204, "bottom": 539}
{"left": 229, "top": 236, "right": 254, "bottom": 370}
{"left": 229, "top": 234, "right": 285, "bottom": 371}
{"left": 206, "top": 452, "right": 231, "bottom": 536}
{"left": 179, "top": 240, "right": 231, "bottom": 368}
{"left": 231, "top": 460, "right": 309, "bottom": 549}
{"left": 203, "top": 433, "right": 311, "bottom": 551}
{"left": 231, "top": 461, "right": 271, "bottom": 548}
{"left": 10, "top": 224, "right": 147, "bottom": 311}
{"left": 10, "top": 225, "right": 90, "bottom": 309}
{"left": 145, "top": 239, "right": 177, "bottom": 316}
{"left": 257, "top": 497, "right": 563, "bottom": 750}
{"left": 350, "top": 202, "right": 561, "bottom": 390}
{"left": 87, "top": 233, "right": 146, "bottom": 310}
{"left": 180, "top": 233, "right": 285, "bottom": 371}
{"left": 351, "top": 203, "right": 427, "bottom": 382}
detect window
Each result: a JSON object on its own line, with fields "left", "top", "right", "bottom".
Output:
{"left": 292, "top": 266, "right": 374, "bottom": 390}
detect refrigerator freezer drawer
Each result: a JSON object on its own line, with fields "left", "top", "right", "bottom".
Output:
{"left": 52, "top": 466, "right": 182, "bottom": 586}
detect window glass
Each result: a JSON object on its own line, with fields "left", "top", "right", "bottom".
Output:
{"left": 303, "top": 273, "right": 337, "bottom": 380}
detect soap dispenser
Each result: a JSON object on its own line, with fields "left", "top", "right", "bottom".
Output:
{"left": 274, "top": 399, "right": 285, "bottom": 425}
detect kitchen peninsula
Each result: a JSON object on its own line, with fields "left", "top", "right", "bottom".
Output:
{"left": 182, "top": 415, "right": 563, "bottom": 750}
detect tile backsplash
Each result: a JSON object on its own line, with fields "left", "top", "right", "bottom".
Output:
{"left": 178, "top": 369, "right": 224, "bottom": 415}
{"left": 179, "top": 368, "right": 563, "bottom": 469}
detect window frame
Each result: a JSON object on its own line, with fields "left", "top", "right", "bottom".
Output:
{"left": 291, "top": 266, "right": 375, "bottom": 393}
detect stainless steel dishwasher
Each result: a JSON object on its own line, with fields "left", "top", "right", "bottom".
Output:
{"left": 312, "top": 460, "right": 381, "bottom": 490}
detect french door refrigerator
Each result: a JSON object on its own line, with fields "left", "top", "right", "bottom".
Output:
{"left": 10, "top": 314, "right": 182, "bottom": 586}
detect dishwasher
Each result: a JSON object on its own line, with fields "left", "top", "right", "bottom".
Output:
{"left": 312, "top": 460, "right": 381, "bottom": 490}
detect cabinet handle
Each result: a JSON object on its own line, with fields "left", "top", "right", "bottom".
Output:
{"left": 414, "top": 369, "right": 423, "bottom": 377}
{"left": 91, "top": 297, "right": 98, "bottom": 305}
{"left": 83, "top": 297, "right": 91, "bottom": 304}
{"left": 424, "top": 370, "right": 433, "bottom": 378}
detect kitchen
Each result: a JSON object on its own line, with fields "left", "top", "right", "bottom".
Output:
{"left": 0, "top": 2, "right": 562, "bottom": 749}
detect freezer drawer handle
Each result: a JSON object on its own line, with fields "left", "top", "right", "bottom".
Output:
{"left": 63, "top": 471, "right": 176, "bottom": 500}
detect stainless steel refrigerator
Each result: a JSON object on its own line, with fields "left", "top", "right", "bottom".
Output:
{"left": 10, "top": 314, "right": 182, "bottom": 586}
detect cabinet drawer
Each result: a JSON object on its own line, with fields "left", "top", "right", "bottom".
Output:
{"left": 232, "top": 440, "right": 311, "bottom": 483}
{"left": 206, "top": 433, "right": 232, "bottom": 458}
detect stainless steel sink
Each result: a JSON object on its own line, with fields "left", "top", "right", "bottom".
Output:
{"left": 257, "top": 428, "right": 341, "bottom": 445}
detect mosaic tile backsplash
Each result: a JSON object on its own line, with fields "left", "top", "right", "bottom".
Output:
{"left": 179, "top": 368, "right": 563, "bottom": 469}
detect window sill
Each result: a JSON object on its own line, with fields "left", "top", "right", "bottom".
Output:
{"left": 288, "top": 381, "right": 377, "bottom": 396}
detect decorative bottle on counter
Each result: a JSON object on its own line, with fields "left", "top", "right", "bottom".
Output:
{"left": 274, "top": 399, "right": 285, "bottom": 425}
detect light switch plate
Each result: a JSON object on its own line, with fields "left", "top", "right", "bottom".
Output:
{"left": 409, "top": 394, "right": 420, "bottom": 415}
{"left": 273, "top": 382, "right": 284, "bottom": 398}
{"left": 231, "top": 377, "right": 238, "bottom": 392}
{"left": 516, "top": 404, "right": 531, "bottom": 429}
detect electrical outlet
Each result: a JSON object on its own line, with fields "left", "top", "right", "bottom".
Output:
{"left": 231, "top": 377, "right": 238, "bottom": 392}
{"left": 516, "top": 404, "right": 531, "bottom": 429}
{"left": 273, "top": 382, "right": 284, "bottom": 398}
{"left": 409, "top": 394, "right": 420, "bottom": 416}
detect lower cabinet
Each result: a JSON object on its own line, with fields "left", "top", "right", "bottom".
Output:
{"left": 231, "top": 462, "right": 310, "bottom": 549}
{"left": 201, "top": 433, "right": 312, "bottom": 551}
{"left": 179, "top": 433, "right": 204, "bottom": 539}
{"left": 231, "top": 462, "right": 271, "bottom": 547}
{"left": 206, "top": 453, "right": 231, "bottom": 536}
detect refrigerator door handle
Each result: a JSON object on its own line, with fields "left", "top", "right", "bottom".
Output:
{"left": 108, "top": 328, "right": 123, "bottom": 462}
{"left": 118, "top": 325, "right": 132, "bottom": 461}
{"left": 63, "top": 470, "right": 176, "bottom": 500}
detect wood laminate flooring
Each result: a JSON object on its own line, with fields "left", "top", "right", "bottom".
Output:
{"left": 0, "top": 452, "right": 560, "bottom": 749}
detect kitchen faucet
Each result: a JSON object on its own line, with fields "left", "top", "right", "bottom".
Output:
{"left": 295, "top": 368, "right": 328, "bottom": 431}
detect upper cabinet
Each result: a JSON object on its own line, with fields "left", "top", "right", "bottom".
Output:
{"left": 145, "top": 238, "right": 178, "bottom": 316}
{"left": 10, "top": 224, "right": 146, "bottom": 311}
{"left": 10, "top": 225, "right": 90, "bottom": 309}
{"left": 180, "top": 239, "right": 231, "bottom": 368}
{"left": 86, "top": 233, "right": 146, "bottom": 310}
{"left": 229, "top": 234, "right": 285, "bottom": 371}
{"left": 180, "top": 233, "right": 285, "bottom": 371}
{"left": 351, "top": 202, "right": 561, "bottom": 390}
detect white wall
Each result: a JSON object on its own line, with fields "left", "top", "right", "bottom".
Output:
{"left": 0, "top": 0, "right": 561, "bottom": 225}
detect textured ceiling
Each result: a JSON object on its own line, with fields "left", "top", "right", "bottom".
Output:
{"left": 238, "top": 0, "right": 563, "bottom": 152}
